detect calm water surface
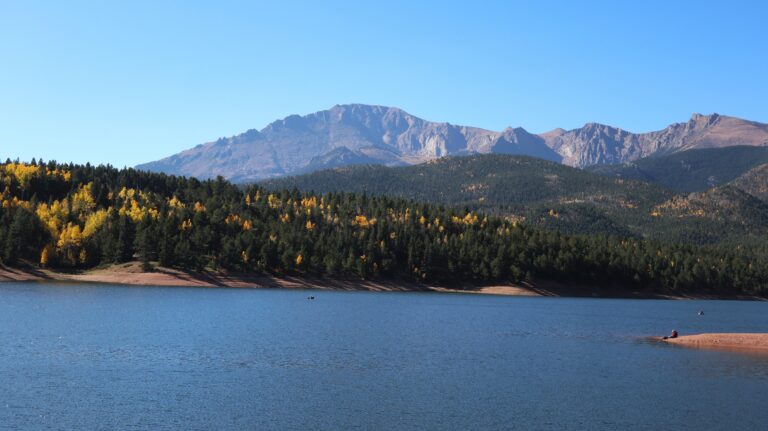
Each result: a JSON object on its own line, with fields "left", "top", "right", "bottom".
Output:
{"left": 1, "top": 282, "right": 767, "bottom": 430}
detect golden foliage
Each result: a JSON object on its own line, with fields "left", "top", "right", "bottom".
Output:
{"left": 118, "top": 187, "right": 136, "bottom": 200}
{"left": 56, "top": 223, "right": 86, "bottom": 266}
{"left": 40, "top": 244, "right": 53, "bottom": 267}
{"left": 3, "top": 163, "right": 41, "bottom": 185}
{"left": 1, "top": 162, "right": 70, "bottom": 186}
{"left": 82, "top": 209, "right": 108, "bottom": 238}
{"left": 0, "top": 195, "right": 29, "bottom": 211}
{"left": 352, "top": 215, "right": 375, "bottom": 228}
{"left": 168, "top": 196, "right": 185, "bottom": 209}
{"left": 72, "top": 183, "right": 96, "bottom": 214}
{"left": 267, "top": 194, "right": 281, "bottom": 209}
{"left": 301, "top": 196, "right": 317, "bottom": 210}
{"left": 57, "top": 223, "right": 83, "bottom": 249}
{"left": 36, "top": 200, "right": 70, "bottom": 237}
{"left": 228, "top": 214, "right": 254, "bottom": 231}
{"left": 119, "top": 199, "right": 159, "bottom": 222}
{"left": 225, "top": 214, "right": 242, "bottom": 225}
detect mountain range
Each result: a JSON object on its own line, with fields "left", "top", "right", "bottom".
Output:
{"left": 136, "top": 104, "right": 768, "bottom": 182}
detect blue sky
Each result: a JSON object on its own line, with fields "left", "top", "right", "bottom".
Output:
{"left": 1, "top": 1, "right": 766, "bottom": 167}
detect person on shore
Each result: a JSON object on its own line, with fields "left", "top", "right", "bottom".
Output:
{"left": 663, "top": 330, "right": 678, "bottom": 340}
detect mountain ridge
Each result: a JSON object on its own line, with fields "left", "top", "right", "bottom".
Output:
{"left": 137, "top": 104, "right": 768, "bottom": 182}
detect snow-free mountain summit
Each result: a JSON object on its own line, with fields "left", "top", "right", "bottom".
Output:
{"left": 137, "top": 104, "right": 768, "bottom": 182}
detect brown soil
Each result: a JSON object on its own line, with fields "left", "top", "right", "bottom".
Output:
{"left": 0, "top": 262, "right": 539, "bottom": 296}
{"left": 664, "top": 333, "right": 768, "bottom": 352}
{"left": 1, "top": 262, "right": 765, "bottom": 300}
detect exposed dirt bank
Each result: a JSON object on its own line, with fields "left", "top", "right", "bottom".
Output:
{"left": 0, "top": 262, "right": 541, "bottom": 296}
{"left": 1, "top": 262, "right": 765, "bottom": 300}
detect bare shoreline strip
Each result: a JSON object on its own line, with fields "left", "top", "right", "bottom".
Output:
{"left": 664, "top": 333, "right": 768, "bottom": 351}
{"left": 1, "top": 262, "right": 765, "bottom": 300}
{"left": 0, "top": 263, "right": 542, "bottom": 296}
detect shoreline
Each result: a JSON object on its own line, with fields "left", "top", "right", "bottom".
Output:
{"left": 1, "top": 262, "right": 765, "bottom": 300}
{"left": 663, "top": 333, "right": 768, "bottom": 352}
{"left": 0, "top": 262, "right": 541, "bottom": 296}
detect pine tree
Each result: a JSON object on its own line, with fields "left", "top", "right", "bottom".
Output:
{"left": 113, "top": 216, "right": 134, "bottom": 263}
{"left": 135, "top": 217, "right": 153, "bottom": 271}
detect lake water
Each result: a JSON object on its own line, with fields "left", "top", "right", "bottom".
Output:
{"left": 0, "top": 283, "right": 767, "bottom": 430}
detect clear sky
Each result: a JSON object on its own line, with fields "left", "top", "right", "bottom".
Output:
{"left": 1, "top": 0, "right": 766, "bottom": 167}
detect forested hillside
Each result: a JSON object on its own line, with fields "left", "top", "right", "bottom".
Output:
{"left": 731, "top": 163, "right": 768, "bottom": 202}
{"left": 1, "top": 160, "right": 766, "bottom": 294}
{"left": 587, "top": 146, "right": 768, "bottom": 192}
{"left": 261, "top": 154, "right": 768, "bottom": 244}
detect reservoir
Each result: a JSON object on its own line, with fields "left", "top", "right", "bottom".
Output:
{"left": 1, "top": 283, "right": 766, "bottom": 430}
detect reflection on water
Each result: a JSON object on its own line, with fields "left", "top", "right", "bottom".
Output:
{"left": 0, "top": 283, "right": 767, "bottom": 430}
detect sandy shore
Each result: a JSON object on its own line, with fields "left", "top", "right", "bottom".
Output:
{"left": 1, "top": 262, "right": 765, "bottom": 300}
{"left": 0, "top": 262, "right": 542, "bottom": 296}
{"left": 664, "top": 333, "right": 768, "bottom": 352}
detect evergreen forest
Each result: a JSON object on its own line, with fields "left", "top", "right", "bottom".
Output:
{"left": 1, "top": 159, "right": 766, "bottom": 295}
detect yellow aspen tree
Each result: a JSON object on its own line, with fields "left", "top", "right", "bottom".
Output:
{"left": 40, "top": 244, "right": 53, "bottom": 267}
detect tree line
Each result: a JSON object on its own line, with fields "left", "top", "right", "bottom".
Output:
{"left": 1, "top": 159, "right": 766, "bottom": 295}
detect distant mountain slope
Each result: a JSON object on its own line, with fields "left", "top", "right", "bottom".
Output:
{"left": 261, "top": 154, "right": 667, "bottom": 238}
{"left": 261, "top": 153, "right": 667, "bottom": 212}
{"left": 587, "top": 146, "right": 768, "bottom": 192}
{"left": 294, "top": 146, "right": 393, "bottom": 175}
{"left": 648, "top": 186, "right": 768, "bottom": 243}
{"left": 730, "top": 163, "right": 768, "bottom": 202}
{"left": 261, "top": 154, "right": 768, "bottom": 244}
{"left": 137, "top": 104, "right": 768, "bottom": 182}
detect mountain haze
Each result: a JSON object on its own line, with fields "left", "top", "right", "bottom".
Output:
{"left": 137, "top": 104, "right": 768, "bottom": 182}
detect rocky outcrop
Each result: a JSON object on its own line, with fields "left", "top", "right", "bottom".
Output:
{"left": 543, "top": 113, "right": 768, "bottom": 167}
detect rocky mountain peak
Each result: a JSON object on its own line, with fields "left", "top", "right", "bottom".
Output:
{"left": 136, "top": 104, "right": 768, "bottom": 181}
